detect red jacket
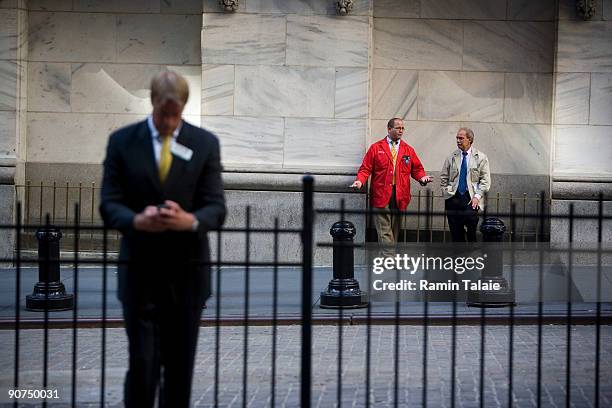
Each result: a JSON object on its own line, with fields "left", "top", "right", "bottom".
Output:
{"left": 356, "top": 138, "right": 427, "bottom": 210}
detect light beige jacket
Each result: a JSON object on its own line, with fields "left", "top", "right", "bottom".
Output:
{"left": 439, "top": 148, "right": 491, "bottom": 209}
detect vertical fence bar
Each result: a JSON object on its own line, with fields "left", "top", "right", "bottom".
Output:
{"left": 394, "top": 265, "right": 400, "bottom": 408}
{"left": 416, "top": 191, "right": 421, "bottom": 243}
{"left": 301, "top": 176, "right": 314, "bottom": 408}
{"left": 508, "top": 193, "right": 513, "bottom": 239}
{"left": 13, "top": 203, "right": 21, "bottom": 408}
{"left": 508, "top": 203, "right": 517, "bottom": 408}
{"left": 479, "top": 308, "right": 485, "bottom": 408}
{"left": 521, "top": 194, "right": 527, "bottom": 243}
{"left": 90, "top": 182, "right": 95, "bottom": 251}
{"left": 39, "top": 181, "right": 43, "bottom": 225}
{"left": 536, "top": 192, "right": 545, "bottom": 407}
{"left": 337, "top": 199, "right": 345, "bottom": 407}
{"left": 78, "top": 183, "right": 82, "bottom": 250}
{"left": 71, "top": 204, "right": 80, "bottom": 406}
{"left": 52, "top": 181, "right": 57, "bottom": 225}
{"left": 214, "top": 231, "right": 222, "bottom": 407}
{"left": 26, "top": 180, "right": 31, "bottom": 226}
{"left": 365, "top": 203, "right": 373, "bottom": 408}
{"left": 496, "top": 192, "right": 500, "bottom": 217}
{"left": 271, "top": 218, "right": 279, "bottom": 408}
{"left": 65, "top": 182, "right": 69, "bottom": 225}
{"left": 566, "top": 204, "right": 574, "bottom": 407}
{"left": 42, "top": 214, "right": 50, "bottom": 408}
{"left": 535, "top": 194, "right": 540, "bottom": 243}
{"left": 242, "top": 206, "right": 250, "bottom": 408}
{"left": 422, "top": 191, "right": 432, "bottom": 406}
{"left": 100, "top": 226, "right": 108, "bottom": 407}
{"left": 595, "top": 193, "right": 603, "bottom": 408}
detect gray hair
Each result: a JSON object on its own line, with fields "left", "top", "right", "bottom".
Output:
{"left": 457, "top": 127, "right": 474, "bottom": 143}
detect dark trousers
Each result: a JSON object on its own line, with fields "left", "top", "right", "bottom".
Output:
{"left": 445, "top": 192, "right": 479, "bottom": 242}
{"left": 122, "top": 295, "right": 202, "bottom": 408}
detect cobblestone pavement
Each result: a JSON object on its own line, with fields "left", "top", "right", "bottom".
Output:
{"left": 0, "top": 325, "right": 611, "bottom": 407}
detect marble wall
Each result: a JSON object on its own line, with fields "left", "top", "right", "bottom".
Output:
{"left": 201, "top": 3, "right": 370, "bottom": 172}
{"left": 371, "top": 0, "right": 555, "bottom": 209}
{"left": 550, "top": 0, "right": 612, "bottom": 243}
{"left": 25, "top": 0, "right": 203, "bottom": 170}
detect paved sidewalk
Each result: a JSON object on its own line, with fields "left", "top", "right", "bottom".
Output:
{"left": 0, "top": 325, "right": 611, "bottom": 407}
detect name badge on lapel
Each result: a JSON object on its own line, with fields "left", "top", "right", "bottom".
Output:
{"left": 170, "top": 141, "right": 193, "bottom": 161}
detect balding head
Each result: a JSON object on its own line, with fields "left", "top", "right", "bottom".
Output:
{"left": 150, "top": 71, "right": 189, "bottom": 107}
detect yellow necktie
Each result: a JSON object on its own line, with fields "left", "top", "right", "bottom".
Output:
{"left": 158, "top": 135, "right": 172, "bottom": 184}
{"left": 391, "top": 142, "right": 397, "bottom": 185}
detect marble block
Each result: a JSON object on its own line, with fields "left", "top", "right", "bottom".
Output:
{"left": 201, "top": 115, "right": 284, "bottom": 168}
{"left": 202, "top": 65, "right": 234, "bottom": 116}
{"left": 507, "top": 0, "right": 556, "bottom": 21}
{"left": 463, "top": 22, "right": 554, "bottom": 72}
{"left": 374, "top": 19, "right": 462, "bottom": 70}
{"left": 557, "top": 21, "right": 612, "bottom": 72}
{"left": 372, "top": 69, "right": 418, "bottom": 121}
{"left": 554, "top": 125, "right": 612, "bottom": 177}
{"left": 373, "top": 0, "right": 419, "bottom": 18}
{"left": 0, "top": 110, "right": 16, "bottom": 157}
{"left": 116, "top": 14, "right": 201, "bottom": 64}
{"left": 0, "top": 60, "right": 17, "bottom": 111}
{"left": 504, "top": 73, "right": 553, "bottom": 124}
{"left": 27, "top": 112, "right": 145, "bottom": 163}
{"left": 463, "top": 122, "right": 550, "bottom": 175}
{"left": 68, "top": 64, "right": 200, "bottom": 116}
{"left": 28, "top": 12, "right": 115, "bottom": 62}
{"left": 26, "top": 0, "right": 73, "bottom": 11}
{"left": 72, "top": 0, "right": 160, "bottom": 13}
{"left": 286, "top": 15, "right": 369, "bottom": 67}
{"left": 0, "top": 9, "right": 17, "bottom": 60}
{"left": 245, "top": 0, "right": 370, "bottom": 15}
{"left": 590, "top": 73, "right": 612, "bottom": 125}
{"left": 202, "top": 13, "right": 286, "bottom": 65}
{"left": 161, "top": 0, "right": 202, "bottom": 13}
{"left": 393, "top": 121, "right": 550, "bottom": 176}
{"left": 27, "top": 62, "right": 71, "bottom": 112}
{"left": 283, "top": 118, "right": 366, "bottom": 169}
{"left": 234, "top": 65, "right": 335, "bottom": 118}
{"left": 421, "top": 0, "right": 506, "bottom": 19}
{"left": 335, "top": 68, "right": 368, "bottom": 119}
{"left": 418, "top": 71, "right": 504, "bottom": 122}
{"left": 554, "top": 73, "right": 590, "bottom": 125}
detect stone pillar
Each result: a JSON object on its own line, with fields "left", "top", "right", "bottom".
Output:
{"left": 551, "top": 2, "right": 612, "bottom": 243}
{"left": 0, "top": 0, "right": 28, "bottom": 263}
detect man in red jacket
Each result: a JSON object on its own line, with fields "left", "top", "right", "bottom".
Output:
{"left": 350, "top": 118, "right": 433, "bottom": 244}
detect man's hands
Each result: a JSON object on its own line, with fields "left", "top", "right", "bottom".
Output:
{"left": 470, "top": 197, "right": 480, "bottom": 210}
{"left": 133, "top": 200, "right": 196, "bottom": 232}
{"left": 350, "top": 180, "right": 363, "bottom": 189}
{"left": 419, "top": 175, "right": 433, "bottom": 186}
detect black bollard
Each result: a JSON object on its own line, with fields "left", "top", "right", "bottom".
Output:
{"left": 467, "top": 217, "right": 515, "bottom": 307}
{"left": 26, "top": 226, "right": 74, "bottom": 311}
{"left": 320, "top": 221, "right": 368, "bottom": 309}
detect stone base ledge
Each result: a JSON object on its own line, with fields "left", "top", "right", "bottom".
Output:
{"left": 552, "top": 178, "right": 612, "bottom": 200}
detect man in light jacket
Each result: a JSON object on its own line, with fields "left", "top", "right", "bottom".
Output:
{"left": 440, "top": 127, "right": 491, "bottom": 242}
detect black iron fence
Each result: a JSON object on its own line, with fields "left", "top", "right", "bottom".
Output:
{"left": 1, "top": 177, "right": 611, "bottom": 406}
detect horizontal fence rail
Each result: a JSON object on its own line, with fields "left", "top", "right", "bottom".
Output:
{"left": 1, "top": 181, "right": 611, "bottom": 407}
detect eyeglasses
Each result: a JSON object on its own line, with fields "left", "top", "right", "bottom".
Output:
{"left": 393, "top": 127, "right": 405, "bottom": 130}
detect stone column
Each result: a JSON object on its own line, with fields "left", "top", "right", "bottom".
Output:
{"left": 551, "top": 2, "right": 612, "bottom": 244}
{"left": 0, "top": 0, "right": 28, "bottom": 262}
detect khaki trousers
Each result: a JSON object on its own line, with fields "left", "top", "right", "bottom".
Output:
{"left": 374, "top": 186, "right": 401, "bottom": 245}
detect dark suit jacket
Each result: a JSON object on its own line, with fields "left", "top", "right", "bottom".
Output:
{"left": 100, "top": 120, "right": 226, "bottom": 308}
